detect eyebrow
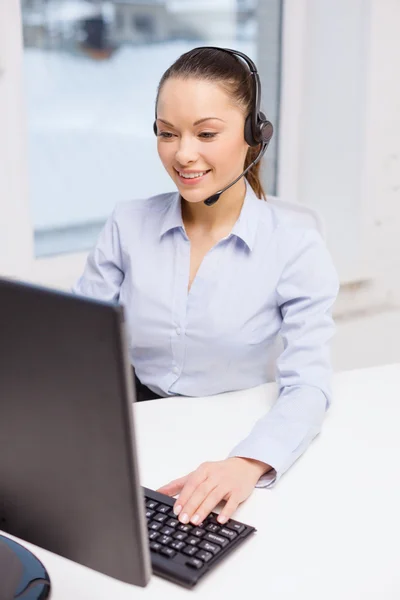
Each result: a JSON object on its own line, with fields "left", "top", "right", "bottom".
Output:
{"left": 157, "top": 117, "right": 225, "bottom": 127}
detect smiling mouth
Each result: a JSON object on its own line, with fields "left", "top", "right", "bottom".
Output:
{"left": 174, "top": 169, "right": 211, "bottom": 180}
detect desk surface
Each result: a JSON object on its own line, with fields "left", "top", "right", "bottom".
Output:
{"left": 3, "top": 364, "right": 400, "bottom": 599}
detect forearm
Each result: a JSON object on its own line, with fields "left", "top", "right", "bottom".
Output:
{"left": 227, "top": 384, "right": 327, "bottom": 487}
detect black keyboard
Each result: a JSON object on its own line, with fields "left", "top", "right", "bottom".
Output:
{"left": 143, "top": 487, "right": 256, "bottom": 588}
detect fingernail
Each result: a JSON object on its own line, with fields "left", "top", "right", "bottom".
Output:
{"left": 180, "top": 513, "right": 189, "bottom": 524}
{"left": 218, "top": 515, "right": 227, "bottom": 524}
{"left": 174, "top": 504, "right": 182, "bottom": 516}
{"left": 191, "top": 514, "right": 200, "bottom": 525}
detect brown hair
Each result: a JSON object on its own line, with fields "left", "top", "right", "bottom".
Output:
{"left": 156, "top": 47, "right": 266, "bottom": 200}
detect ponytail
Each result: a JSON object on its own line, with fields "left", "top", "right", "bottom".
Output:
{"left": 244, "top": 144, "right": 266, "bottom": 200}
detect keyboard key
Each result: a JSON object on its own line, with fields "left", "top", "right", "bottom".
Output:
{"left": 206, "top": 523, "right": 220, "bottom": 533}
{"left": 183, "top": 545, "right": 198, "bottom": 557}
{"left": 177, "top": 523, "right": 193, "bottom": 533}
{"left": 192, "top": 527, "right": 206, "bottom": 538}
{"left": 186, "top": 536, "right": 200, "bottom": 546}
{"left": 160, "top": 547, "right": 176, "bottom": 559}
{"left": 146, "top": 500, "right": 158, "bottom": 510}
{"left": 150, "top": 542, "right": 161, "bottom": 552}
{"left": 196, "top": 550, "right": 213, "bottom": 563}
{"left": 186, "top": 558, "right": 203, "bottom": 570}
{"left": 157, "top": 504, "right": 171, "bottom": 514}
{"left": 169, "top": 540, "right": 186, "bottom": 552}
{"left": 204, "top": 532, "right": 229, "bottom": 548}
{"left": 154, "top": 513, "right": 168, "bottom": 523}
{"left": 226, "top": 521, "right": 245, "bottom": 534}
{"left": 206, "top": 515, "right": 220, "bottom": 525}
{"left": 149, "top": 522, "right": 162, "bottom": 531}
{"left": 158, "top": 535, "right": 173, "bottom": 546}
{"left": 173, "top": 531, "right": 188, "bottom": 542}
{"left": 199, "top": 541, "right": 221, "bottom": 555}
{"left": 166, "top": 518, "right": 179, "bottom": 528}
{"left": 160, "top": 526, "right": 174, "bottom": 536}
{"left": 219, "top": 527, "right": 238, "bottom": 541}
{"left": 148, "top": 531, "right": 160, "bottom": 541}
{"left": 145, "top": 509, "right": 155, "bottom": 519}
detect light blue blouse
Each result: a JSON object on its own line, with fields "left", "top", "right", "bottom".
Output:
{"left": 73, "top": 183, "right": 339, "bottom": 487}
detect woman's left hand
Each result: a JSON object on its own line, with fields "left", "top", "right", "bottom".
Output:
{"left": 156, "top": 457, "right": 272, "bottom": 525}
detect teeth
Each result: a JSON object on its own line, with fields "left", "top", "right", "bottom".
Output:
{"left": 178, "top": 171, "right": 208, "bottom": 179}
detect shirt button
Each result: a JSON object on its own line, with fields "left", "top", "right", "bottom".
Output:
{"left": 173, "top": 366, "right": 179, "bottom": 375}
{"left": 176, "top": 327, "right": 181, "bottom": 336}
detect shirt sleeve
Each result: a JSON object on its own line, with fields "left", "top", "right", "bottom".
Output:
{"left": 72, "top": 208, "right": 125, "bottom": 302}
{"left": 227, "top": 228, "right": 339, "bottom": 488}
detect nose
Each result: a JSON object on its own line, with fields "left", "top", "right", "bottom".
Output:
{"left": 175, "top": 134, "right": 199, "bottom": 166}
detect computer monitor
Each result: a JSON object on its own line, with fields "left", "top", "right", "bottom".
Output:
{"left": 0, "top": 278, "right": 151, "bottom": 587}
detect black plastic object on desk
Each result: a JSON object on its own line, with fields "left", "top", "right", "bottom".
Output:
{"left": 0, "top": 535, "right": 50, "bottom": 600}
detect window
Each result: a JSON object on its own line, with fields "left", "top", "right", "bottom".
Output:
{"left": 19, "top": 0, "right": 283, "bottom": 258}
{"left": 115, "top": 11, "right": 124, "bottom": 31}
{"left": 133, "top": 14, "right": 155, "bottom": 36}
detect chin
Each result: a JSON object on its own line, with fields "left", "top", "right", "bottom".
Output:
{"left": 176, "top": 186, "right": 211, "bottom": 203}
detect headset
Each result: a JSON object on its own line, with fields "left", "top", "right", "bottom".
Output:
{"left": 153, "top": 47, "right": 274, "bottom": 206}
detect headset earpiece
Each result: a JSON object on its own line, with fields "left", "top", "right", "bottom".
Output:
{"left": 244, "top": 114, "right": 257, "bottom": 147}
{"left": 153, "top": 121, "right": 157, "bottom": 136}
{"left": 244, "top": 113, "right": 273, "bottom": 147}
{"left": 258, "top": 114, "right": 274, "bottom": 145}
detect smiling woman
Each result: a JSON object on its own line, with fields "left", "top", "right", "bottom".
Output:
{"left": 155, "top": 48, "right": 269, "bottom": 205}
{"left": 156, "top": 79, "right": 249, "bottom": 202}
{"left": 157, "top": 78, "right": 248, "bottom": 197}
{"left": 73, "top": 45, "right": 339, "bottom": 527}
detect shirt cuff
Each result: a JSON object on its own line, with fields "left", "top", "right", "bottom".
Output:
{"left": 226, "top": 447, "right": 282, "bottom": 489}
{"left": 226, "top": 385, "right": 327, "bottom": 488}
{"left": 227, "top": 434, "right": 291, "bottom": 487}
{"left": 256, "top": 469, "right": 278, "bottom": 488}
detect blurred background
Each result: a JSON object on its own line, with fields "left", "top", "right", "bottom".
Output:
{"left": 1, "top": 0, "right": 400, "bottom": 372}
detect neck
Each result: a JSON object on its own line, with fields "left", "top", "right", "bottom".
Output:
{"left": 181, "top": 179, "right": 247, "bottom": 232}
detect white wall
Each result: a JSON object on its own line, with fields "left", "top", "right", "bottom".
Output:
{"left": 334, "top": 0, "right": 400, "bottom": 317}
{"left": 279, "top": 0, "right": 373, "bottom": 285}
{"left": 364, "top": 0, "right": 400, "bottom": 306}
{"left": 0, "top": 2, "right": 33, "bottom": 279}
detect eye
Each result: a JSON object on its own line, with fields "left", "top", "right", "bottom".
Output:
{"left": 199, "top": 132, "right": 217, "bottom": 139}
{"left": 158, "top": 131, "right": 174, "bottom": 138}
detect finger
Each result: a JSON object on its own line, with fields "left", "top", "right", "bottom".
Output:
{"left": 217, "top": 493, "right": 240, "bottom": 525}
{"left": 188, "top": 484, "right": 228, "bottom": 525}
{"left": 156, "top": 474, "right": 189, "bottom": 497}
{"left": 173, "top": 467, "right": 210, "bottom": 521}
{"left": 179, "top": 478, "right": 219, "bottom": 525}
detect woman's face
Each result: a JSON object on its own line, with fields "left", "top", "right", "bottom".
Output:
{"left": 156, "top": 77, "right": 249, "bottom": 203}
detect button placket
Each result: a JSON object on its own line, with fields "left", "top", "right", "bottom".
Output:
{"left": 169, "top": 234, "right": 189, "bottom": 382}
{"left": 186, "top": 240, "right": 226, "bottom": 315}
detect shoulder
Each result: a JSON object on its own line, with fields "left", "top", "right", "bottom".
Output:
{"left": 255, "top": 198, "right": 338, "bottom": 285}
{"left": 254, "top": 197, "right": 325, "bottom": 255}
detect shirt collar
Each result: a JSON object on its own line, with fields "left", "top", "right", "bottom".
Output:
{"left": 230, "top": 181, "right": 260, "bottom": 251}
{"left": 159, "top": 192, "right": 184, "bottom": 238}
{"left": 159, "top": 181, "right": 260, "bottom": 251}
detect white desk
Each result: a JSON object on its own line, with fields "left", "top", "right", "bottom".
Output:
{"left": 3, "top": 364, "right": 400, "bottom": 599}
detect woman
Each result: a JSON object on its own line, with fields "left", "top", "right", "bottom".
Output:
{"left": 74, "top": 47, "right": 339, "bottom": 527}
